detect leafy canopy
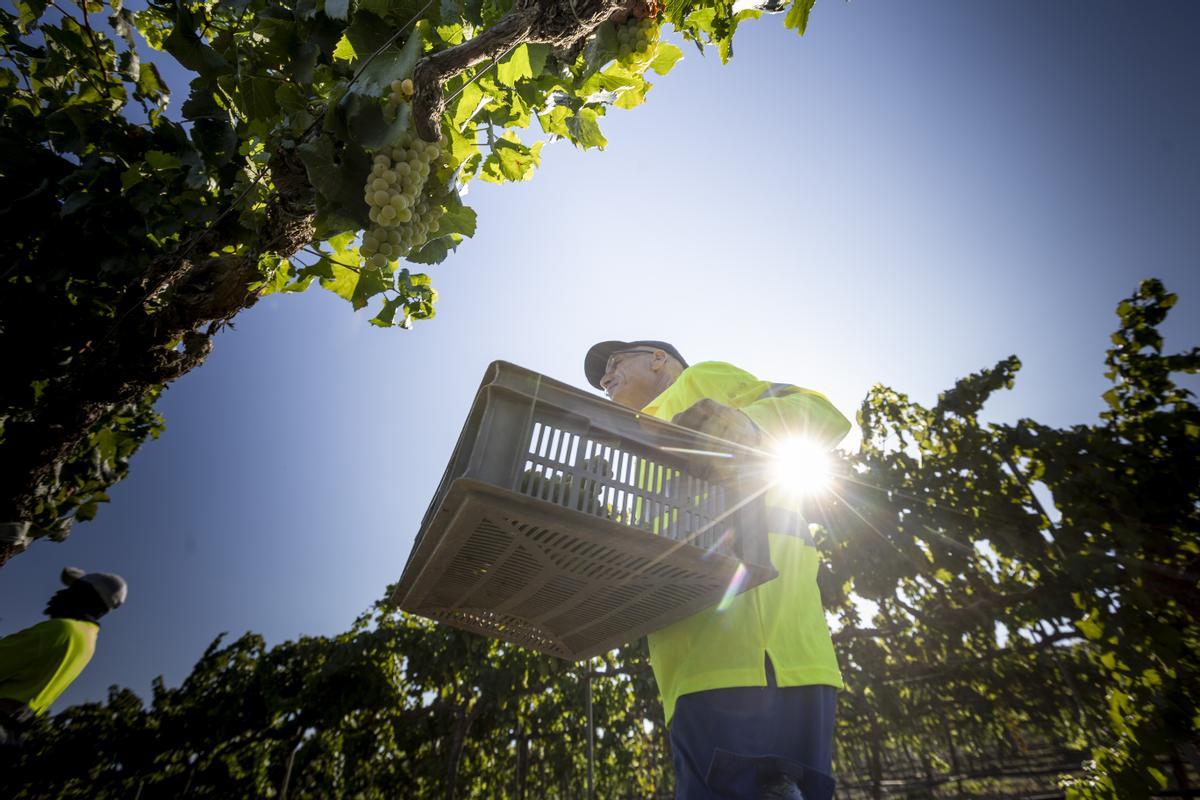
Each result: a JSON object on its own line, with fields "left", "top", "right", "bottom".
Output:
{"left": 0, "top": 0, "right": 813, "bottom": 549}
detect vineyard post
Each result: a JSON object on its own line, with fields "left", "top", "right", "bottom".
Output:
{"left": 869, "top": 716, "right": 883, "bottom": 800}
{"left": 585, "top": 661, "right": 595, "bottom": 800}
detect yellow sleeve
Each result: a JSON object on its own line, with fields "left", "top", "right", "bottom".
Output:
{"left": 738, "top": 385, "right": 852, "bottom": 449}
{"left": 642, "top": 362, "right": 762, "bottom": 421}
{"left": 645, "top": 361, "right": 851, "bottom": 449}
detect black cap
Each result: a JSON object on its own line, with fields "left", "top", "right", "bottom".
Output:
{"left": 584, "top": 340, "right": 689, "bottom": 390}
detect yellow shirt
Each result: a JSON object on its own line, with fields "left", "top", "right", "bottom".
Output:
{"left": 640, "top": 361, "right": 850, "bottom": 724}
{"left": 0, "top": 618, "right": 99, "bottom": 716}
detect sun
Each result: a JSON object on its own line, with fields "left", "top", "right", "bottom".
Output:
{"left": 770, "top": 438, "right": 832, "bottom": 496}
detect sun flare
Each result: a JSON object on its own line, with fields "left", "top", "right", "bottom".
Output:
{"left": 771, "top": 438, "right": 832, "bottom": 496}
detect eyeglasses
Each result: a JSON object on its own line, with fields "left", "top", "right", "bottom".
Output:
{"left": 604, "top": 349, "right": 659, "bottom": 376}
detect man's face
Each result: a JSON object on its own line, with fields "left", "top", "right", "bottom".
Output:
{"left": 600, "top": 348, "right": 669, "bottom": 409}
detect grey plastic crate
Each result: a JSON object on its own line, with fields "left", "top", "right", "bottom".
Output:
{"left": 392, "top": 361, "right": 777, "bottom": 660}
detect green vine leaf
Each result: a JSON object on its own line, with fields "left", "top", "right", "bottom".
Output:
{"left": 406, "top": 233, "right": 462, "bottom": 264}
{"left": 162, "top": 6, "right": 227, "bottom": 76}
{"left": 495, "top": 43, "right": 550, "bottom": 86}
{"left": 480, "top": 134, "right": 543, "bottom": 182}
{"left": 297, "top": 135, "right": 371, "bottom": 236}
{"left": 784, "top": 0, "right": 815, "bottom": 35}
{"left": 437, "top": 200, "right": 477, "bottom": 239}
{"left": 370, "top": 295, "right": 404, "bottom": 327}
{"left": 649, "top": 43, "right": 684, "bottom": 75}
{"left": 333, "top": 33, "right": 357, "bottom": 62}
{"left": 566, "top": 107, "right": 606, "bottom": 150}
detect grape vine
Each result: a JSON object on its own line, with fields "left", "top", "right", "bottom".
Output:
{"left": 3, "top": 283, "right": 1195, "bottom": 800}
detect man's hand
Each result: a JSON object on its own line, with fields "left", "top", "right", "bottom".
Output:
{"left": 670, "top": 399, "right": 764, "bottom": 482}
{"left": 671, "top": 399, "right": 763, "bottom": 448}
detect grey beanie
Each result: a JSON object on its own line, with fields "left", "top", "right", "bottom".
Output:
{"left": 61, "top": 566, "right": 128, "bottom": 611}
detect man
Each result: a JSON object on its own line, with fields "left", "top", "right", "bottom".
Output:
{"left": 0, "top": 567, "right": 128, "bottom": 749}
{"left": 585, "top": 340, "right": 851, "bottom": 800}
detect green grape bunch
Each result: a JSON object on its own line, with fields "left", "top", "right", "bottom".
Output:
{"left": 359, "top": 130, "right": 446, "bottom": 268}
{"left": 615, "top": 17, "right": 658, "bottom": 63}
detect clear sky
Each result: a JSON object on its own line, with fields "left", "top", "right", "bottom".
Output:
{"left": 2, "top": 0, "right": 1198, "bottom": 712}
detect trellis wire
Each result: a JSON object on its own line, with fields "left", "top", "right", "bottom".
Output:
{"left": 299, "top": 0, "right": 436, "bottom": 144}
{"left": 442, "top": 40, "right": 522, "bottom": 109}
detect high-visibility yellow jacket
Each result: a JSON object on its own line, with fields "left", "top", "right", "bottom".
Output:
{"left": 0, "top": 618, "right": 99, "bottom": 716}
{"left": 640, "top": 361, "right": 850, "bottom": 725}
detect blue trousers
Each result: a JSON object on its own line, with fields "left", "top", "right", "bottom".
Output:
{"left": 668, "top": 664, "right": 837, "bottom": 800}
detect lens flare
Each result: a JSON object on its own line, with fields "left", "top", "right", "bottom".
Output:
{"left": 701, "top": 528, "right": 735, "bottom": 561}
{"left": 716, "top": 562, "right": 749, "bottom": 612}
{"left": 771, "top": 438, "right": 831, "bottom": 496}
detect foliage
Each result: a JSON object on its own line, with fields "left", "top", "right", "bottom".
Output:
{"left": 4, "top": 605, "right": 670, "bottom": 799}
{"left": 818, "top": 279, "right": 1199, "bottom": 798}
{"left": 3, "top": 282, "right": 1196, "bottom": 798}
{"left": 0, "top": 0, "right": 813, "bottom": 558}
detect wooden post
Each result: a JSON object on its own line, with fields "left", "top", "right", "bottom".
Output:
{"left": 446, "top": 701, "right": 480, "bottom": 800}
{"left": 516, "top": 731, "right": 529, "bottom": 800}
{"left": 947, "top": 729, "right": 964, "bottom": 800}
{"left": 1170, "top": 743, "right": 1191, "bottom": 792}
{"left": 586, "top": 666, "right": 595, "bottom": 800}
{"left": 279, "top": 736, "right": 303, "bottom": 800}
{"left": 869, "top": 718, "right": 883, "bottom": 800}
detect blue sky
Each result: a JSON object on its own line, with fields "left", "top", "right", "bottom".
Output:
{"left": 2, "top": 1, "right": 1198, "bottom": 712}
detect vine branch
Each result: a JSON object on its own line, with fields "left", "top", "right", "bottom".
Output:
{"left": 411, "top": 0, "right": 639, "bottom": 141}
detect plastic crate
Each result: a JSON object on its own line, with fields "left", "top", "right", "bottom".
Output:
{"left": 392, "top": 361, "right": 777, "bottom": 660}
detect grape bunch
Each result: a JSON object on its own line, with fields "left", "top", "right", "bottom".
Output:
{"left": 382, "top": 77, "right": 414, "bottom": 122}
{"left": 615, "top": 17, "right": 658, "bottom": 63}
{"left": 359, "top": 130, "right": 446, "bottom": 268}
